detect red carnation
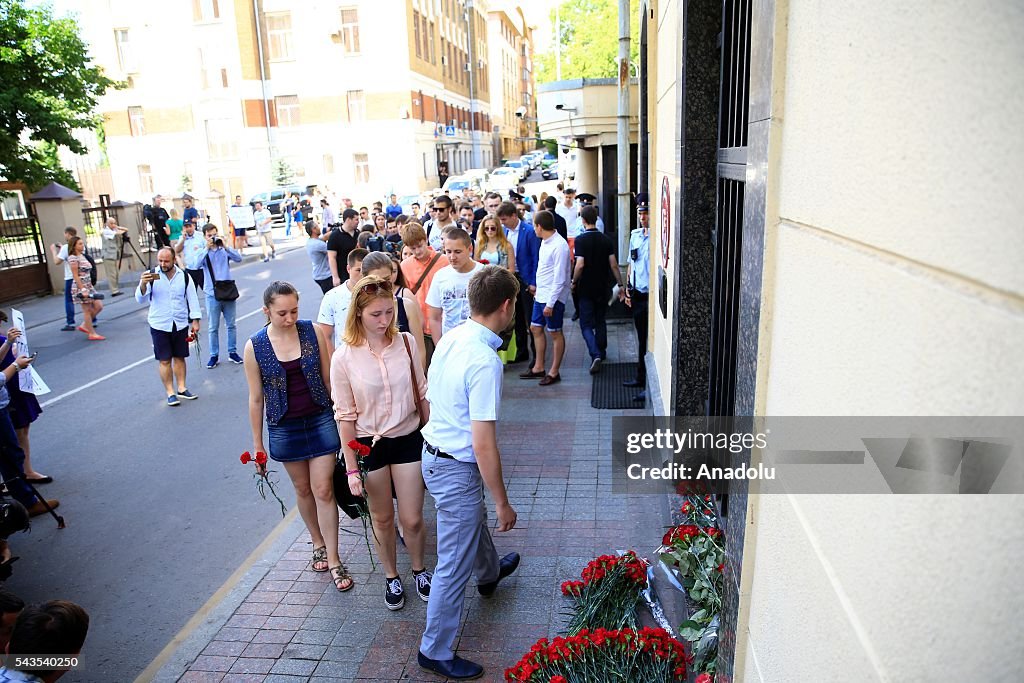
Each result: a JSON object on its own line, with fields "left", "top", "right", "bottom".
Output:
{"left": 240, "top": 451, "right": 251, "bottom": 464}
{"left": 479, "top": 258, "right": 490, "bottom": 265}
{"left": 696, "top": 673, "right": 713, "bottom": 683}
{"left": 255, "top": 451, "right": 268, "bottom": 466}
{"left": 717, "top": 563, "right": 725, "bottom": 573}
{"left": 347, "top": 439, "right": 371, "bottom": 458}
{"left": 550, "top": 676, "right": 567, "bottom": 683}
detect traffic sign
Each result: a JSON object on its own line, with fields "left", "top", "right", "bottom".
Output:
{"left": 445, "top": 125, "right": 456, "bottom": 137}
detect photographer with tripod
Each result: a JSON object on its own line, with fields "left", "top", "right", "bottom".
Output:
{"left": 100, "top": 217, "right": 129, "bottom": 297}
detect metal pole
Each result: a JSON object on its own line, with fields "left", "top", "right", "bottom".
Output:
{"left": 466, "top": 1, "right": 481, "bottom": 168}
{"left": 252, "top": 0, "right": 274, "bottom": 172}
{"left": 616, "top": 0, "right": 631, "bottom": 261}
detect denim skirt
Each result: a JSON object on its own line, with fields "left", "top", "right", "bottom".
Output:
{"left": 267, "top": 408, "right": 340, "bottom": 463}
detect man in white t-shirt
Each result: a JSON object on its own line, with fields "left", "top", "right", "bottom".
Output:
{"left": 48, "top": 226, "right": 79, "bottom": 330}
{"left": 426, "top": 228, "right": 484, "bottom": 340}
{"left": 520, "top": 210, "right": 571, "bottom": 386}
{"left": 253, "top": 201, "right": 274, "bottom": 262}
{"left": 316, "top": 247, "right": 367, "bottom": 354}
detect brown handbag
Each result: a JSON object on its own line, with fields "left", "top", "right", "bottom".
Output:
{"left": 401, "top": 333, "right": 426, "bottom": 427}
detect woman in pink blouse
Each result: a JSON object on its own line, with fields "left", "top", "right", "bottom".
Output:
{"left": 332, "top": 275, "right": 432, "bottom": 611}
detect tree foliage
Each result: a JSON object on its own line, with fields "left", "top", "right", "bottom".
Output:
{"left": 0, "top": 0, "right": 116, "bottom": 189}
{"left": 272, "top": 158, "right": 295, "bottom": 186}
{"left": 535, "top": 0, "right": 640, "bottom": 84}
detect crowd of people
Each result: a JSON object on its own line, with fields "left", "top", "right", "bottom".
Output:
{"left": 0, "top": 180, "right": 652, "bottom": 681}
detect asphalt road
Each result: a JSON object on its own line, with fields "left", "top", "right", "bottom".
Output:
{"left": 8, "top": 244, "right": 322, "bottom": 682}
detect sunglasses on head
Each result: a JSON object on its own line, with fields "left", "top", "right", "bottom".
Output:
{"left": 357, "top": 280, "right": 394, "bottom": 295}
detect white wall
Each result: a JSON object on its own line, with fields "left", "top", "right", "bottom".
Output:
{"left": 739, "top": 1, "right": 1024, "bottom": 681}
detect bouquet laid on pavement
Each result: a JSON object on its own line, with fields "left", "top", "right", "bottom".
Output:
{"left": 560, "top": 551, "right": 649, "bottom": 635}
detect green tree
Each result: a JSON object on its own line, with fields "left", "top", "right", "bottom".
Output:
{"left": 272, "top": 158, "right": 294, "bottom": 186}
{"left": 535, "top": 0, "right": 640, "bottom": 84}
{"left": 0, "top": 0, "right": 116, "bottom": 189}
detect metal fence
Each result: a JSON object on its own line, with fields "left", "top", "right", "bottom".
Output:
{"left": 0, "top": 215, "right": 45, "bottom": 269}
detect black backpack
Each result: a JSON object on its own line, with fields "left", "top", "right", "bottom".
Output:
{"left": 84, "top": 252, "right": 99, "bottom": 285}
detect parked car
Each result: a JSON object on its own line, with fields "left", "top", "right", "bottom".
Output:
{"left": 541, "top": 163, "right": 559, "bottom": 180}
{"left": 249, "top": 184, "right": 318, "bottom": 221}
{"left": 540, "top": 153, "right": 558, "bottom": 169}
{"left": 503, "top": 160, "right": 529, "bottom": 182}
{"left": 442, "top": 175, "right": 483, "bottom": 196}
{"left": 487, "top": 167, "right": 519, "bottom": 194}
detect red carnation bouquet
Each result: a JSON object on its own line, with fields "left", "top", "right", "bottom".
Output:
{"left": 345, "top": 439, "right": 377, "bottom": 568}
{"left": 240, "top": 451, "right": 287, "bottom": 517}
{"left": 504, "top": 627, "right": 690, "bottom": 682}
{"left": 560, "top": 551, "right": 648, "bottom": 635}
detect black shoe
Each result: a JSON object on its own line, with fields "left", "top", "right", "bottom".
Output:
{"left": 417, "top": 652, "right": 483, "bottom": 680}
{"left": 413, "top": 569, "right": 432, "bottom": 602}
{"left": 622, "top": 379, "right": 643, "bottom": 388}
{"left": 633, "top": 390, "right": 647, "bottom": 402}
{"left": 571, "top": 312, "right": 580, "bottom": 321}
{"left": 589, "top": 357, "right": 602, "bottom": 375}
{"left": 111, "top": 291, "right": 124, "bottom": 297}
{"left": 384, "top": 576, "right": 405, "bottom": 610}
{"left": 477, "top": 552, "right": 520, "bottom": 597}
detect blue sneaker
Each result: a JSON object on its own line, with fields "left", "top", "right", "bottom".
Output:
{"left": 228, "top": 352, "right": 244, "bottom": 365}
{"left": 207, "top": 355, "right": 219, "bottom": 369}
{"left": 178, "top": 389, "right": 198, "bottom": 400}
{"left": 166, "top": 395, "right": 180, "bottom": 407}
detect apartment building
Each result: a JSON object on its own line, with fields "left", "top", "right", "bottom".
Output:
{"left": 487, "top": 4, "right": 537, "bottom": 163}
{"left": 80, "top": 0, "right": 495, "bottom": 204}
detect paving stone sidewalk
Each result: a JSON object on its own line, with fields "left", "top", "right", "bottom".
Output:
{"left": 174, "top": 318, "right": 669, "bottom": 683}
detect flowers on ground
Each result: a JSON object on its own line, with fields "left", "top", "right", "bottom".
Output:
{"left": 560, "top": 551, "right": 648, "bottom": 635}
{"left": 239, "top": 451, "right": 287, "bottom": 517}
{"left": 505, "top": 627, "right": 690, "bottom": 683}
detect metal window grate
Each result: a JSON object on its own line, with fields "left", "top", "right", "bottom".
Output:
{"left": 718, "top": 0, "right": 751, "bottom": 150}
{"left": 708, "top": 178, "right": 744, "bottom": 417}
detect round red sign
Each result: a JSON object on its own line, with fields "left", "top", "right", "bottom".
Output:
{"left": 660, "top": 176, "right": 671, "bottom": 269}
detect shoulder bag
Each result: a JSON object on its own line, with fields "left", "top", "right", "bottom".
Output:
{"left": 401, "top": 333, "right": 427, "bottom": 428}
{"left": 409, "top": 252, "right": 442, "bottom": 295}
{"left": 205, "top": 253, "right": 240, "bottom": 301}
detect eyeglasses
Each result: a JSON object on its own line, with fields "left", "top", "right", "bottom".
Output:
{"left": 484, "top": 226, "right": 498, "bottom": 231}
{"left": 358, "top": 282, "right": 393, "bottom": 294}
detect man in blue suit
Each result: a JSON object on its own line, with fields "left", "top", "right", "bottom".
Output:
{"left": 497, "top": 201, "right": 540, "bottom": 364}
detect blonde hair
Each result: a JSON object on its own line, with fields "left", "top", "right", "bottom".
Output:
{"left": 341, "top": 275, "right": 398, "bottom": 346}
{"left": 476, "top": 214, "right": 511, "bottom": 257}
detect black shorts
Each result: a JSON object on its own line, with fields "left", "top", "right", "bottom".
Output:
{"left": 234, "top": 227, "right": 247, "bottom": 237}
{"left": 151, "top": 326, "right": 190, "bottom": 361}
{"left": 356, "top": 430, "right": 423, "bottom": 472}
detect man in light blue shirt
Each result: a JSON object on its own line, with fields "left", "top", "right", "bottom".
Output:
{"left": 417, "top": 265, "right": 521, "bottom": 681}
{"left": 136, "top": 247, "right": 202, "bottom": 406}
{"left": 196, "top": 224, "right": 243, "bottom": 368}
{"left": 623, "top": 195, "right": 652, "bottom": 401}
{"left": 175, "top": 219, "right": 208, "bottom": 293}
{"left": 304, "top": 220, "right": 333, "bottom": 294}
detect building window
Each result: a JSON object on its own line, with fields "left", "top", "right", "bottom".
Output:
{"left": 198, "top": 48, "right": 229, "bottom": 89}
{"left": 114, "top": 29, "right": 134, "bottom": 73}
{"left": 413, "top": 11, "right": 422, "bottom": 58}
{"left": 339, "top": 8, "right": 360, "bottom": 54}
{"left": 421, "top": 16, "right": 431, "bottom": 61}
{"left": 266, "top": 13, "right": 293, "bottom": 61}
{"left": 128, "top": 106, "right": 146, "bottom": 136}
{"left": 428, "top": 22, "right": 436, "bottom": 64}
{"left": 346, "top": 90, "right": 365, "bottom": 121}
{"left": 275, "top": 95, "right": 300, "bottom": 127}
{"left": 193, "top": 0, "right": 219, "bottom": 21}
{"left": 138, "top": 165, "right": 154, "bottom": 194}
{"left": 353, "top": 154, "right": 370, "bottom": 183}
{"left": 323, "top": 154, "right": 334, "bottom": 174}
{"left": 205, "top": 119, "right": 238, "bottom": 160}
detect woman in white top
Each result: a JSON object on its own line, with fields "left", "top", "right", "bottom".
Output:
{"left": 473, "top": 215, "right": 516, "bottom": 273}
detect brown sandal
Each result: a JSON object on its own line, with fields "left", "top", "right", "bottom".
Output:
{"left": 329, "top": 565, "right": 354, "bottom": 592}
{"left": 311, "top": 546, "right": 329, "bottom": 573}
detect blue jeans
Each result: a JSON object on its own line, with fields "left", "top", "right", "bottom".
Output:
{"left": 64, "top": 279, "right": 75, "bottom": 325}
{"left": 206, "top": 294, "right": 237, "bottom": 357}
{"left": 578, "top": 296, "right": 608, "bottom": 360}
{"left": 420, "top": 451, "right": 499, "bottom": 661}
{"left": 285, "top": 210, "right": 292, "bottom": 236}
{"left": 0, "top": 408, "right": 36, "bottom": 507}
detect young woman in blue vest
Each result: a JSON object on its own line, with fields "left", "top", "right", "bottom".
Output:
{"left": 243, "top": 281, "right": 352, "bottom": 592}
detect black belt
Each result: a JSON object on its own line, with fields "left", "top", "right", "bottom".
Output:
{"left": 424, "top": 442, "right": 455, "bottom": 460}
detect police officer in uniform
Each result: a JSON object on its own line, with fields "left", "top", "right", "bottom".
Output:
{"left": 622, "top": 193, "right": 650, "bottom": 402}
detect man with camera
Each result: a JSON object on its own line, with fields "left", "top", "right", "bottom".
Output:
{"left": 136, "top": 248, "right": 202, "bottom": 406}
{"left": 196, "top": 224, "right": 242, "bottom": 368}
{"left": 99, "top": 218, "right": 129, "bottom": 297}
{"left": 144, "top": 195, "right": 171, "bottom": 249}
